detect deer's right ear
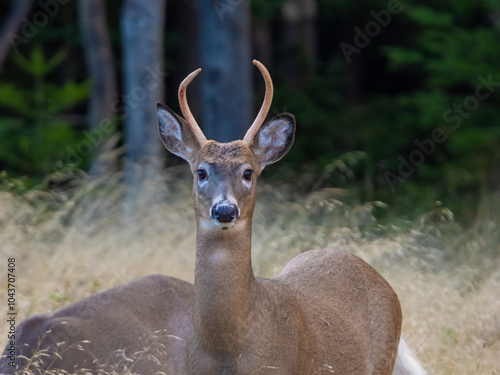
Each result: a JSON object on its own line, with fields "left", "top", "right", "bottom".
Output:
{"left": 249, "top": 113, "right": 295, "bottom": 168}
{"left": 157, "top": 102, "right": 202, "bottom": 163}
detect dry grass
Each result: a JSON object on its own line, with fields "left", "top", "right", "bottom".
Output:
{"left": 0, "top": 168, "right": 499, "bottom": 374}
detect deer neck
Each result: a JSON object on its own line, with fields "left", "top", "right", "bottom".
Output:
{"left": 192, "top": 218, "right": 256, "bottom": 353}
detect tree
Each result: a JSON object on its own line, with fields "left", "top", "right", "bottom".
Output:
{"left": 121, "top": 0, "right": 166, "bottom": 207}
{"left": 279, "top": 0, "right": 317, "bottom": 87}
{"left": 167, "top": 0, "right": 201, "bottom": 122}
{"left": 0, "top": 47, "right": 89, "bottom": 176}
{"left": 196, "top": 0, "right": 252, "bottom": 141}
{"left": 78, "top": 0, "right": 118, "bottom": 176}
{"left": 0, "top": 0, "right": 35, "bottom": 68}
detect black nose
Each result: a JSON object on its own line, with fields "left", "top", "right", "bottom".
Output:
{"left": 211, "top": 202, "right": 238, "bottom": 223}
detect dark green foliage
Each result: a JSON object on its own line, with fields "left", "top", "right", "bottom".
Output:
{"left": 378, "top": 2, "right": 500, "bottom": 215}
{"left": 267, "top": 0, "right": 500, "bottom": 220}
{"left": 251, "top": 0, "right": 288, "bottom": 20}
{"left": 0, "top": 46, "right": 89, "bottom": 178}
{"left": 0, "top": 0, "right": 498, "bottom": 222}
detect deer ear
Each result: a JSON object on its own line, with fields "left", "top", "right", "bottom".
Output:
{"left": 157, "top": 102, "right": 202, "bottom": 163}
{"left": 250, "top": 113, "right": 295, "bottom": 168}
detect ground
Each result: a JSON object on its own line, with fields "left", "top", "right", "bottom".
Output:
{"left": 0, "top": 168, "right": 499, "bottom": 374}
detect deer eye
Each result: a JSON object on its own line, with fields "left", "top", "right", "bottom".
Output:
{"left": 197, "top": 169, "right": 207, "bottom": 180}
{"left": 243, "top": 169, "right": 253, "bottom": 181}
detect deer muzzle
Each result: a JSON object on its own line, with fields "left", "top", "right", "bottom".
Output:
{"left": 211, "top": 200, "right": 239, "bottom": 227}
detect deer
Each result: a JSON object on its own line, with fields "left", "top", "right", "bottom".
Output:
{"left": 1, "top": 60, "right": 426, "bottom": 375}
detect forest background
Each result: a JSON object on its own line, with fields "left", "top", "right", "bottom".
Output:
{"left": 0, "top": 0, "right": 498, "bottom": 221}
{"left": 0, "top": 1, "right": 500, "bottom": 374}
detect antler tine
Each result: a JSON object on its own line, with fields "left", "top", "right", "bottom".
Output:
{"left": 179, "top": 68, "right": 207, "bottom": 145}
{"left": 243, "top": 60, "right": 274, "bottom": 144}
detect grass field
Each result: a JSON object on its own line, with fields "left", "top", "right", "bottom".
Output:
{"left": 0, "top": 168, "right": 499, "bottom": 374}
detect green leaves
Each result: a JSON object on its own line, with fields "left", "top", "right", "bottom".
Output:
{"left": 406, "top": 6, "right": 453, "bottom": 27}
{"left": 0, "top": 83, "right": 30, "bottom": 115}
{"left": 0, "top": 46, "right": 89, "bottom": 177}
{"left": 44, "top": 81, "right": 91, "bottom": 116}
{"left": 11, "top": 46, "right": 67, "bottom": 77}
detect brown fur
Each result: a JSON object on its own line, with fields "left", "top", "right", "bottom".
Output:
{"left": 186, "top": 139, "right": 401, "bottom": 375}
{"left": 0, "top": 106, "right": 402, "bottom": 375}
{"left": 1, "top": 275, "right": 192, "bottom": 374}
{"left": 158, "top": 104, "right": 402, "bottom": 374}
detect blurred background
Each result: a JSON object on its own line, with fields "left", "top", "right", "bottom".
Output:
{"left": 0, "top": 1, "right": 499, "bottom": 374}
{"left": 0, "top": 0, "right": 499, "bottom": 220}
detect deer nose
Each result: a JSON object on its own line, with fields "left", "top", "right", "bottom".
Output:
{"left": 211, "top": 201, "right": 239, "bottom": 223}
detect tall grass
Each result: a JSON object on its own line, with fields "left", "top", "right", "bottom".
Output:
{"left": 0, "top": 167, "right": 499, "bottom": 374}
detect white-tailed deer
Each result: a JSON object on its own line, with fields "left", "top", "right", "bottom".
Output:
{"left": 1, "top": 60, "right": 426, "bottom": 375}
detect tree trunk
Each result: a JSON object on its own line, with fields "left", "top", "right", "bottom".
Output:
{"left": 78, "top": 0, "right": 118, "bottom": 177}
{"left": 121, "top": 0, "right": 166, "bottom": 208}
{"left": 279, "top": 0, "right": 317, "bottom": 87}
{"left": 196, "top": 0, "right": 252, "bottom": 142}
{"left": 0, "top": 0, "right": 35, "bottom": 68}
{"left": 168, "top": 0, "right": 201, "bottom": 121}
{"left": 252, "top": 16, "right": 273, "bottom": 104}
{"left": 252, "top": 17, "right": 273, "bottom": 70}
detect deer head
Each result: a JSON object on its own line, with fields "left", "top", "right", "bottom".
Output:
{"left": 157, "top": 60, "right": 295, "bottom": 231}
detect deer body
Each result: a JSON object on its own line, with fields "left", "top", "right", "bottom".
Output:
{"left": 2, "top": 275, "right": 192, "bottom": 374}
{"left": 178, "top": 140, "right": 401, "bottom": 375}
{"left": 188, "top": 213, "right": 313, "bottom": 375}
{"left": 1, "top": 60, "right": 426, "bottom": 375}
{"left": 188, "top": 223, "right": 401, "bottom": 374}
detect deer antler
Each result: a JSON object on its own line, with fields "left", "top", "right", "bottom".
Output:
{"left": 243, "top": 60, "right": 274, "bottom": 144}
{"left": 179, "top": 68, "right": 207, "bottom": 145}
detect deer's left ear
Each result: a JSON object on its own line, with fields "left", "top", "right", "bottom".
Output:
{"left": 249, "top": 113, "right": 295, "bottom": 168}
{"left": 157, "top": 102, "right": 203, "bottom": 164}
